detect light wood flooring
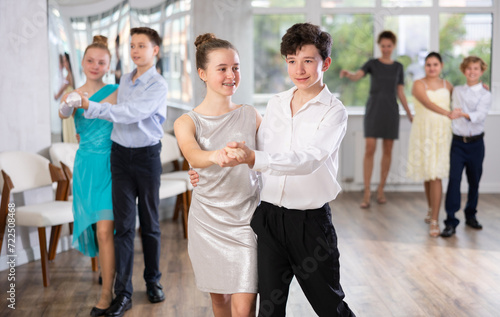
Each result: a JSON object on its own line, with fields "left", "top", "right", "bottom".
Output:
{"left": 1, "top": 192, "right": 499, "bottom": 317}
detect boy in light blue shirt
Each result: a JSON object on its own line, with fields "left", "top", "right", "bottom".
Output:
{"left": 79, "top": 27, "right": 167, "bottom": 316}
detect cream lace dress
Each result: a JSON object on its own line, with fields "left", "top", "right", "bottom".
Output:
{"left": 407, "top": 79, "right": 452, "bottom": 181}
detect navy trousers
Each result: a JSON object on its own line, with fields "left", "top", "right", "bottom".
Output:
{"left": 444, "top": 138, "right": 485, "bottom": 228}
{"left": 111, "top": 141, "right": 162, "bottom": 298}
{"left": 250, "top": 201, "right": 355, "bottom": 317}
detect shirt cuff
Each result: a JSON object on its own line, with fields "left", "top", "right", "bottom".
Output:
{"left": 252, "top": 150, "right": 269, "bottom": 171}
{"left": 468, "top": 112, "right": 479, "bottom": 123}
{"left": 84, "top": 101, "right": 101, "bottom": 119}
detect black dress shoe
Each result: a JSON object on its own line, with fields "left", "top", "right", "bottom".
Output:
{"left": 440, "top": 225, "right": 456, "bottom": 238}
{"left": 90, "top": 306, "right": 109, "bottom": 317}
{"left": 146, "top": 282, "right": 165, "bottom": 303}
{"left": 466, "top": 218, "right": 483, "bottom": 229}
{"left": 105, "top": 295, "right": 132, "bottom": 317}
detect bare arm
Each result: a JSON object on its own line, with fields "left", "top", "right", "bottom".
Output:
{"left": 339, "top": 69, "right": 365, "bottom": 82}
{"left": 397, "top": 84, "right": 412, "bottom": 122}
{"left": 412, "top": 80, "right": 451, "bottom": 117}
{"left": 174, "top": 114, "right": 220, "bottom": 168}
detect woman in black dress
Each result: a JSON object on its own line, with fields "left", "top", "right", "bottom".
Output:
{"left": 340, "top": 31, "right": 412, "bottom": 208}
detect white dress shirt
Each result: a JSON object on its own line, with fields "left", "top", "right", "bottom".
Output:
{"left": 252, "top": 85, "right": 348, "bottom": 210}
{"left": 451, "top": 83, "right": 491, "bottom": 137}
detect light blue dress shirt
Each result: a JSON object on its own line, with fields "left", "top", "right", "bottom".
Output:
{"left": 451, "top": 83, "right": 491, "bottom": 137}
{"left": 84, "top": 65, "right": 168, "bottom": 147}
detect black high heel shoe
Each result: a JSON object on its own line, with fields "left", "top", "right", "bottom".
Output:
{"left": 90, "top": 306, "right": 108, "bottom": 317}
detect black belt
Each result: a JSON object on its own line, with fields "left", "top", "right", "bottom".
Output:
{"left": 453, "top": 133, "right": 484, "bottom": 143}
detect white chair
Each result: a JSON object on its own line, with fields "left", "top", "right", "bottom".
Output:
{"left": 49, "top": 142, "right": 79, "bottom": 201}
{"left": 49, "top": 142, "right": 79, "bottom": 171}
{"left": 160, "top": 133, "right": 192, "bottom": 238}
{"left": 0, "top": 151, "right": 73, "bottom": 287}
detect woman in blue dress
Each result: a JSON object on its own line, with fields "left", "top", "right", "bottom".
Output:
{"left": 60, "top": 35, "right": 118, "bottom": 316}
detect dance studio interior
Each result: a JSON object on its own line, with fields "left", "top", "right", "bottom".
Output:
{"left": 1, "top": 0, "right": 499, "bottom": 316}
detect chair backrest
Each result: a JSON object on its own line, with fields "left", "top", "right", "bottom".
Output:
{"left": 0, "top": 151, "right": 52, "bottom": 193}
{"left": 160, "top": 133, "right": 183, "bottom": 166}
{"left": 49, "top": 142, "right": 79, "bottom": 171}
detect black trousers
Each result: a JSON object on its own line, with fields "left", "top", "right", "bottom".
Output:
{"left": 445, "top": 137, "right": 485, "bottom": 228}
{"left": 111, "top": 141, "right": 162, "bottom": 298}
{"left": 251, "top": 201, "right": 355, "bottom": 317}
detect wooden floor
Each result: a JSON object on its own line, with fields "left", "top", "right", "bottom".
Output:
{"left": 1, "top": 192, "right": 500, "bottom": 317}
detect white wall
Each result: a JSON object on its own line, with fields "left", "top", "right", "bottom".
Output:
{"left": 0, "top": 0, "right": 51, "bottom": 154}
{"left": 0, "top": 0, "right": 61, "bottom": 271}
{"left": 191, "top": 0, "right": 253, "bottom": 107}
{"left": 339, "top": 113, "right": 500, "bottom": 194}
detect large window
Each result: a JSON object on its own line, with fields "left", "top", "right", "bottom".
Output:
{"left": 252, "top": 0, "right": 305, "bottom": 8}
{"left": 253, "top": 14, "right": 305, "bottom": 100}
{"left": 70, "top": 1, "right": 130, "bottom": 86}
{"left": 130, "top": 0, "right": 192, "bottom": 105}
{"left": 66, "top": 0, "right": 192, "bottom": 105}
{"left": 163, "top": 15, "right": 192, "bottom": 103}
{"left": 252, "top": 1, "right": 496, "bottom": 110}
{"left": 322, "top": 14, "right": 373, "bottom": 107}
{"left": 384, "top": 15, "right": 430, "bottom": 100}
{"left": 440, "top": 13, "right": 492, "bottom": 88}
{"left": 322, "top": 0, "right": 375, "bottom": 8}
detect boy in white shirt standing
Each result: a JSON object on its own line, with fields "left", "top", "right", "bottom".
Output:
{"left": 219, "top": 23, "right": 355, "bottom": 317}
{"left": 441, "top": 56, "right": 491, "bottom": 238}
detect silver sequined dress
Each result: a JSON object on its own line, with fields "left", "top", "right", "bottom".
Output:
{"left": 186, "top": 105, "right": 260, "bottom": 293}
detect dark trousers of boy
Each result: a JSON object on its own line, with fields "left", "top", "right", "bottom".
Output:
{"left": 251, "top": 201, "right": 355, "bottom": 317}
{"left": 111, "top": 141, "right": 162, "bottom": 298}
{"left": 444, "top": 136, "right": 485, "bottom": 228}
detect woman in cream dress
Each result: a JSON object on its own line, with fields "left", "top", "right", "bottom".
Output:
{"left": 407, "top": 52, "right": 455, "bottom": 237}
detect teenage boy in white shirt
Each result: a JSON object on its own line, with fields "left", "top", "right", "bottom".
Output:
{"left": 191, "top": 23, "right": 355, "bottom": 317}
{"left": 441, "top": 56, "right": 491, "bottom": 238}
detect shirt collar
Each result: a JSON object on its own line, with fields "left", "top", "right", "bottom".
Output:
{"left": 129, "top": 65, "right": 157, "bottom": 84}
{"left": 468, "top": 82, "right": 483, "bottom": 92}
{"left": 277, "top": 84, "right": 332, "bottom": 107}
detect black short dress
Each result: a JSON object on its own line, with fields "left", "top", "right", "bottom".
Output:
{"left": 361, "top": 59, "right": 404, "bottom": 140}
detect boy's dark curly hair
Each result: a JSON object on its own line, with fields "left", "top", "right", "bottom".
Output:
{"left": 280, "top": 23, "right": 332, "bottom": 61}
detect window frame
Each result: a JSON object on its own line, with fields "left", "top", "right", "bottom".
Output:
{"left": 252, "top": 0, "right": 499, "bottom": 111}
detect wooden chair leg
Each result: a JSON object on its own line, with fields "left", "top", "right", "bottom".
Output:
{"left": 91, "top": 257, "right": 99, "bottom": 272}
{"left": 182, "top": 192, "right": 188, "bottom": 239}
{"left": 187, "top": 190, "right": 192, "bottom": 206}
{"left": 37, "top": 227, "right": 50, "bottom": 287}
{"left": 48, "top": 225, "right": 62, "bottom": 261}
{"left": 69, "top": 222, "right": 74, "bottom": 235}
{"left": 172, "top": 194, "right": 182, "bottom": 221}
